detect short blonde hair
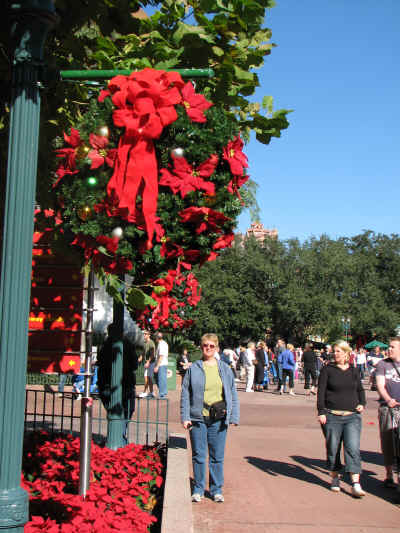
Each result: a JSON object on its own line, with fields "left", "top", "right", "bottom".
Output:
{"left": 287, "top": 343, "right": 294, "bottom": 351}
{"left": 201, "top": 333, "right": 219, "bottom": 347}
{"left": 333, "top": 340, "right": 352, "bottom": 353}
{"left": 247, "top": 341, "right": 255, "bottom": 349}
{"left": 334, "top": 340, "right": 352, "bottom": 361}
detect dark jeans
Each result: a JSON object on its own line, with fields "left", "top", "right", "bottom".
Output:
{"left": 282, "top": 368, "right": 294, "bottom": 388}
{"left": 357, "top": 363, "right": 365, "bottom": 379}
{"left": 276, "top": 363, "right": 283, "bottom": 388}
{"left": 190, "top": 419, "right": 228, "bottom": 496}
{"left": 322, "top": 412, "right": 362, "bottom": 473}
{"left": 304, "top": 367, "right": 317, "bottom": 389}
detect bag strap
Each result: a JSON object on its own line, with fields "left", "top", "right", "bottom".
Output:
{"left": 389, "top": 358, "right": 400, "bottom": 379}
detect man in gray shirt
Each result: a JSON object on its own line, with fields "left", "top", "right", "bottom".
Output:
{"left": 376, "top": 337, "right": 400, "bottom": 493}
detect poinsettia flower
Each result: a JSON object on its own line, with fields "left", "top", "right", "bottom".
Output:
{"left": 160, "top": 239, "right": 184, "bottom": 259}
{"left": 223, "top": 135, "right": 248, "bottom": 176}
{"left": 213, "top": 232, "right": 235, "bottom": 250}
{"left": 227, "top": 173, "right": 249, "bottom": 198}
{"left": 96, "top": 235, "right": 119, "bottom": 254}
{"left": 88, "top": 134, "right": 117, "bottom": 169}
{"left": 55, "top": 128, "right": 83, "bottom": 170}
{"left": 159, "top": 153, "right": 217, "bottom": 198}
{"left": 179, "top": 206, "right": 230, "bottom": 234}
{"left": 181, "top": 82, "right": 212, "bottom": 123}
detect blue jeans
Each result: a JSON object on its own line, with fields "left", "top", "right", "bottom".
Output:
{"left": 190, "top": 419, "right": 228, "bottom": 496}
{"left": 58, "top": 373, "right": 68, "bottom": 393}
{"left": 322, "top": 412, "right": 362, "bottom": 473}
{"left": 156, "top": 365, "right": 168, "bottom": 397}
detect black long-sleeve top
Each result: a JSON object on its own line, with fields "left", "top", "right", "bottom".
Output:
{"left": 317, "top": 363, "right": 366, "bottom": 415}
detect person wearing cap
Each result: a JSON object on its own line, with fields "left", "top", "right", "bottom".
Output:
{"left": 154, "top": 332, "right": 169, "bottom": 398}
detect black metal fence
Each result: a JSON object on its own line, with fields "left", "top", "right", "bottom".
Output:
{"left": 25, "top": 389, "right": 169, "bottom": 445}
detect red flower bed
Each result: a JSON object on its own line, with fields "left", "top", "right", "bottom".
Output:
{"left": 22, "top": 432, "right": 164, "bottom": 532}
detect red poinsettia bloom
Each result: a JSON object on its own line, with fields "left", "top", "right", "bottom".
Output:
{"left": 88, "top": 134, "right": 117, "bottom": 169}
{"left": 212, "top": 232, "right": 235, "bottom": 250}
{"left": 227, "top": 173, "right": 249, "bottom": 196}
{"left": 223, "top": 135, "right": 248, "bottom": 176}
{"left": 159, "top": 153, "right": 217, "bottom": 198}
{"left": 181, "top": 82, "right": 212, "bottom": 123}
{"left": 96, "top": 235, "right": 119, "bottom": 254}
{"left": 179, "top": 206, "right": 230, "bottom": 234}
{"left": 55, "top": 128, "right": 83, "bottom": 170}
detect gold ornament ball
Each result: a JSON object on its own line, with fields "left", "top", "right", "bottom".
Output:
{"left": 76, "top": 145, "right": 89, "bottom": 160}
{"left": 98, "top": 125, "right": 109, "bottom": 137}
{"left": 77, "top": 206, "right": 93, "bottom": 221}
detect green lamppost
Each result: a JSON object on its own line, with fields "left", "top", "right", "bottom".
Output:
{"left": 0, "top": 2, "right": 57, "bottom": 531}
{"left": 341, "top": 317, "right": 351, "bottom": 342}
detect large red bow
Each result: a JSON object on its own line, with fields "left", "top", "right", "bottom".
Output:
{"left": 101, "top": 69, "right": 184, "bottom": 248}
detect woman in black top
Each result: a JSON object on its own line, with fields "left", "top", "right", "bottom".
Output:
{"left": 302, "top": 343, "right": 318, "bottom": 395}
{"left": 317, "top": 340, "right": 366, "bottom": 497}
{"left": 254, "top": 341, "right": 267, "bottom": 391}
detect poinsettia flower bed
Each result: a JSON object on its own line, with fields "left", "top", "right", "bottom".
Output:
{"left": 22, "top": 431, "right": 165, "bottom": 532}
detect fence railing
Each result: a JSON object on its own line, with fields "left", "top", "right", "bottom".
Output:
{"left": 25, "top": 389, "right": 169, "bottom": 445}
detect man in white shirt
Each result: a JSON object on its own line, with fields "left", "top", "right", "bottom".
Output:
{"left": 154, "top": 332, "right": 169, "bottom": 398}
{"left": 244, "top": 342, "right": 256, "bottom": 392}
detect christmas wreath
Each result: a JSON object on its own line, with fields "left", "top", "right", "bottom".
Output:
{"left": 50, "top": 68, "right": 249, "bottom": 329}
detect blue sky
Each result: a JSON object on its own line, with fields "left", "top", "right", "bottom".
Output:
{"left": 238, "top": 0, "right": 399, "bottom": 241}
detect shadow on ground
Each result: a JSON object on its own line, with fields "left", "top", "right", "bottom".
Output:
{"left": 244, "top": 456, "right": 329, "bottom": 489}
{"left": 245, "top": 454, "right": 399, "bottom": 505}
{"left": 295, "top": 454, "right": 397, "bottom": 505}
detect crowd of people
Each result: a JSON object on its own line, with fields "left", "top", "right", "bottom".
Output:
{"left": 178, "top": 335, "right": 400, "bottom": 504}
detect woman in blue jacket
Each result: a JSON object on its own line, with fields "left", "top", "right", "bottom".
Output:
{"left": 279, "top": 343, "right": 296, "bottom": 395}
{"left": 181, "top": 333, "right": 240, "bottom": 503}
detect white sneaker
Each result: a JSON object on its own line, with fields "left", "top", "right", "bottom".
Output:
{"left": 289, "top": 391, "right": 296, "bottom": 396}
{"left": 213, "top": 493, "right": 224, "bottom": 502}
{"left": 191, "top": 493, "right": 203, "bottom": 502}
{"left": 352, "top": 483, "right": 366, "bottom": 498}
{"left": 330, "top": 476, "right": 340, "bottom": 492}
{"left": 139, "top": 392, "right": 148, "bottom": 398}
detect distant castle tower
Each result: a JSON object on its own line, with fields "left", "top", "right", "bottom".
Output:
{"left": 234, "top": 222, "right": 278, "bottom": 246}
{"left": 245, "top": 222, "right": 278, "bottom": 243}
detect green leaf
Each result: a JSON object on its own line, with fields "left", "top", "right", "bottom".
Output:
{"left": 126, "top": 288, "right": 158, "bottom": 311}
{"left": 153, "top": 286, "right": 167, "bottom": 295}
{"left": 233, "top": 65, "right": 255, "bottom": 82}
{"left": 262, "top": 95, "right": 274, "bottom": 115}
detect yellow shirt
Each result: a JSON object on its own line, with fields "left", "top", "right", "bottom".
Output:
{"left": 202, "top": 362, "right": 224, "bottom": 416}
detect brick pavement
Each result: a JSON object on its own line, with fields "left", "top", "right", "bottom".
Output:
{"left": 166, "top": 380, "right": 400, "bottom": 533}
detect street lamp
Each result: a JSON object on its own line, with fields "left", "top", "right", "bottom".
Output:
{"left": 0, "top": 2, "right": 58, "bottom": 531}
{"left": 341, "top": 317, "right": 351, "bottom": 342}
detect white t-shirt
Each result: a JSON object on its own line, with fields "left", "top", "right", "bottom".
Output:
{"left": 244, "top": 348, "right": 255, "bottom": 367}
{"left": 156, "top": 339, "right": 169, "bottom": 366}
{"left": 356, "top": 352, "right": 366, "bottom": 365}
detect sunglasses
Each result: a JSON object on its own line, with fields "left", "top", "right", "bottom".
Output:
{"left": 202, "top": 343, "right": 216, "bottom": 349}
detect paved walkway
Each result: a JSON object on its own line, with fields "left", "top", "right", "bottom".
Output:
{"left": 165, "top": 380, "right": 400, "bottom": 533}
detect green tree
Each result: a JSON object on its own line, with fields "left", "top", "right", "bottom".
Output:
{"left": 187, "top": 231, "right": 400, "bottom": 346}
{"left": 189, "top": 236, "right": 283, "bottom": 345}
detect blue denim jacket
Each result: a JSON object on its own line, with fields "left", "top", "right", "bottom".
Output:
{"left": 180, "top": 359, "right": 240, "bottom": 425}
{"left": 279, "top": 349, "right": 295, "bottom": 370}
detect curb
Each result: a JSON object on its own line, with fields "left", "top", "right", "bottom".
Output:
{"left": 161, "top": 433, "right": 193, "bottom": 533}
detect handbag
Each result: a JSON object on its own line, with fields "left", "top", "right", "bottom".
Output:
{"left": 204, "top": 400, "right": 227, "bottom": 421}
